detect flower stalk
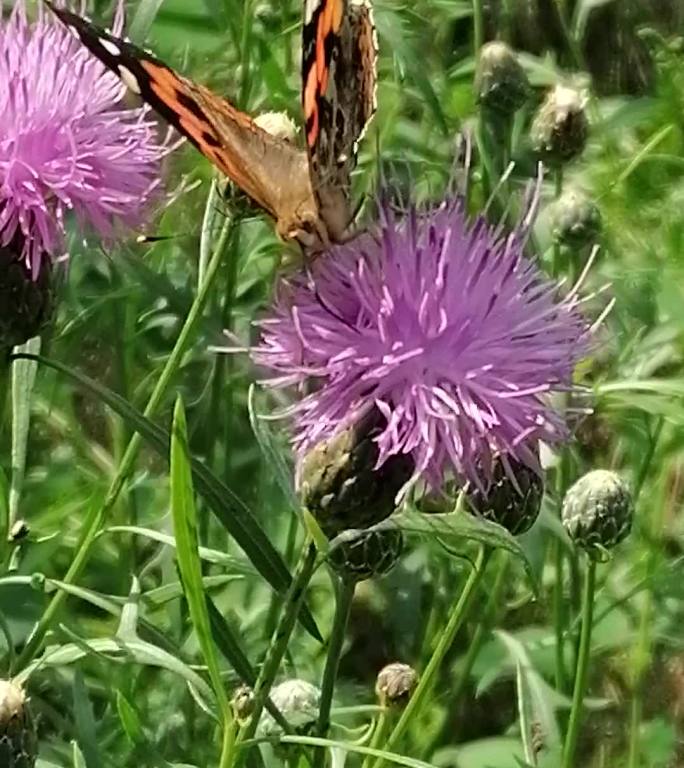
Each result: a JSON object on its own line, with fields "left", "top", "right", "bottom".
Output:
{"left": 313, "top": 577, "right": 356, "bottom": 767}
{"left": 561, "top": 557, "right": 596, "bottom": 768}
{"left": 371, "top": 546, "right": 492, "bottom": 768}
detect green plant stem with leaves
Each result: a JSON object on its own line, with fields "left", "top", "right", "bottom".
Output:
{"left": 14, "top": 214, "right": 236, "bottom": 672}
{"left": 236, "top": 539, "right": 319, "bottom": 753}
{"left": 371, "top": 546, "right": 492, "bottom": 768}
{"left": 313, "top": 577, "right": 356, "bottom": 767}
{"left": 562, "top": 557, "right": 596, "bottom": 768}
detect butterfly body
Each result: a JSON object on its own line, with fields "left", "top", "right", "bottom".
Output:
{"left": 45, "top": 0, "right": 376, "bottom": 253}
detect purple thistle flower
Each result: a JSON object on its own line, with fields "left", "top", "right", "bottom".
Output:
{"left": 252, "top": 194, "right": 592, "bottom": 493}
{"left": 0, "top": 1, "right": 168, "bottom": 277}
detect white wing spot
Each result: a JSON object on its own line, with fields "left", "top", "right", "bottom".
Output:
{"left": 119, "top": 65, "right": 142, "bottom": 95}
{"left": 304, "top": 0, "right": 321, "bottom": 24}
{"left": 100, "top": 38, "right": 121, "bottom": 57}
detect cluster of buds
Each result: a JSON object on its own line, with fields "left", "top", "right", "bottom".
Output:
{"left": 300, "top": 409, "right": 413, "bottom": 581}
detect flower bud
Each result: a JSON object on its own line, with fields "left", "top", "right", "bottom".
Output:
{"left": 467, "top": 456, "right": 543, "bottom": 536}
{"left": 562, "top": 470, "right": 633, "bottom": 558}
{"left": 328, "top": 527, "right": 404, "bottom": 582}
{"left": 231, "top": 684, "right": 255, "bottom": 724}
{"left": 375, "top": 662, "right": 419, "bottom": 709}
{"left": 475, "top": 41, "right": 530, "bottom": 116}
{"left": 257, "top": 679, "right": 320, "bottom": 738}
{"left": 0, "top": 242, "right": 52, "bottom": 350}
{"left": 0, "top": 680, "right": 37, "bottom": 768}
{"left": 551, "top": 190, "right": 602, "bottom": 249}
{"left": 531, "top": 85, "right": 589, "bottom": 164}
{"left": 254, "top": 111, "right": 298, "bottom": 143}
{"left": 299, "top": 411, "right": 414, "bottom": 538}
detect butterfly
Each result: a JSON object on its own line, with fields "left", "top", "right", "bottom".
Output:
{"left": 45, "top": 0, "right": 378, "bottom": 252}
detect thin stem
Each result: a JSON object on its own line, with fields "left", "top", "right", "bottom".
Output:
{"left": 361, "top": 713, "right": 390, "bottom": 768}
{"left": 371, "top": 546, "right": 492, "bottom": 768}
{"left": 472, "top": 0, "right": 484, "bottom": 57}
{"left": 551, "top": 167, "right": 564, "bottom": 278}
{"left": 236, "top": 541, "right": 318, "bottom": 752}
{"left": 562, "top": 558, "right": 596, "bottom": 768}
{"left": 218, "top": 717, "right": 237, "bottom": 768}
{"left": 553, "top": 538, "right": 568, "bottom": 693}
{"left": 313, "top": 578, "right": 356, "bottom": 767}
{"left": 15, "top": 216, "right": 235, "bottom": 671}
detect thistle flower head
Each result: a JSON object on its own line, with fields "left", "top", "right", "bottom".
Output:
{"left": 0, "top": 1, "right": 168, "bottom": 276}
{"left": 375, "top": 662, "right": 419, "bottom": 709}
{"left": 252, "top": 190, "right": 591, "bottom": 494}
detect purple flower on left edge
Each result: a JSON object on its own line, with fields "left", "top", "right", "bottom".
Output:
{"left": 251, "top": 192, "right": 593, "bottom": 495}
{"left": 0, "top": 1, "right": 168, "bottom": 277}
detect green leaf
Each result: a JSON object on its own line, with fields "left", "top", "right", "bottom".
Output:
{"left": 71, "top": 741, "right": 87, "bottom": 768}
{"left": 11, "top": 353, "right": 321, "bottom": 642}
{"left": 72, "top": 670, "right": 101, "bottom": 768}
{"left": 16, "top": 637, "right": 214, "bottom": 708}
{"left": 128, "top": 0, "right": 167, "bottom": 43}
{"left": 116, "top": 690, "right": 145, "bottom": 746}
{"left": 206, "top": 597, "right": 256, "bottom": 686}
{"left": 170, "top": 396, "right": 231, "bottom": 718}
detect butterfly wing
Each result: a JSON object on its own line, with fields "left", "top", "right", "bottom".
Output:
{"left": 46, "top": 2, "right": 317, "bottom": 238}
{"left": 302, "top": 0, "right": 378, "bottom": 240}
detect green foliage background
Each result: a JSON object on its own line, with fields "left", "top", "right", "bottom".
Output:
{"left": 1, "top": 0, "right": 684, "bottom": 766}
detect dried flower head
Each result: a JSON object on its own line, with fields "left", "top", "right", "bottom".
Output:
{"left": 252, "top": 191, "right": 590, "bottom": 494}
{"left": 551, "top": 189, "right": 602, "bottom": 250}
{"left": 532, "top": 84, "right": 589, "bottom": 164}
{"left": 375, "top": 662, "right": 419, "bottom": 709}
{"left": 0, "top": 1, "right": 168, "bottom": 277}
{"left": 256, "top": 679, "right": 320, "bottom": 738}
{"left": 475, "top": 41, "right": 530, "bottom": 116}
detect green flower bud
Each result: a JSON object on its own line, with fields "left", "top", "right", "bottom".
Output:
{"left": 562, "top": 470, "right": 633, "bottom": 558}
{"left": 0, "top": 244, "right": 52, "bottom": 350}
{"left": 328, "top": 527, "right": 404, "bottom": 582}
{"left": 231, "top": 684, "right": 255, "bottom": 725}
{"left": 0, "top": 680, "right": 36, "bottom": 768}
{"left": 475, "top": 41, "right": 530, "bottom": 116}
{"left": 253, "top": 111, "right": 298, "bottom": 143}
{"left": 467, "top": 457, "right": 543, "bottom": 535}
{"left": 551, "top": 190, "right": 602, "bottom": 249}
{"left": 375, "top": 662, "right": 419, "bottom": 709}
{"left": 299, "top": 411, "right": 414, "bottom": 538}
{"left": 257, "top": 679, "right": 320, "bottom": 739}
{"left": 531, "top": 85, "right": 589, "bottom": 165}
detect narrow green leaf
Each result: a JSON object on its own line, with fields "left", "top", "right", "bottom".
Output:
{"left": 72, "top": 670, "right": 101, "bottom": 768}
{"left": 71, "top": 741, "right": 86, "bottom": 768}
{"left": 9, "top": 337, "right": 40, "bottom": 529}
{"left": 116, "top": 690, "right": 145, "bottom": 746}
{"left": 117, "top": 578, "right": 142, "bottom": 641}
{"left": 206, "top": 597, "right": 256, "bottom": 686}
{"left": 11, "top": 353, "right": 321, "bottom": 642}
{"left": 171, "top": 396, "right": 231, "bottom": 719}
{"left": 128, "top": 0, "right": 166, "bottom": 43}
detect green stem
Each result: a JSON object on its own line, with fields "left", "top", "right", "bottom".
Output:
{"left": 15, "top": 216, "right": 235, "bottom": 672}
{"left": 236, "top": 541, "right": 318, "bottom": 752}
{"left": 553, "top": 538, "right": 568, "bottom": 693}
{"left": 361, "top": 713, "right": 390, "bottom": 768}
{"left": 551, "top": 167, "right": 564, "bottom": 278}
{"left": 218, "top": 717, "right": 237, "bottom": 768}
{"left": 371, "top": 547, "right": 492, "bottom": 768}
{"left": 472, "top": 0, "right": 484, "bottom": 56}
{"left": 562, "top": 558, "right": 596, "bottom": 768}
{"left": 313, "top": 578, "right": 356, "bottom": 766}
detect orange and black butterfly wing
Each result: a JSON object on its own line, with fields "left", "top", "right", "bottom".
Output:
{"left": 302, "top": 0, "right": 378, "bottom": 240}
{"left": 45, "top": 1, "right": 311, "bottom": 227}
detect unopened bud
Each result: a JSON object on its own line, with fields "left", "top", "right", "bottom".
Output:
{"left": 0, "top": 680, "right": 37, "bottom": 768}
{"left": 475, "top": 41, "right": 529, "bottom": 116}
{"left": 328, "top": 527, "right": 404, "bottom": 582}
{"left": 257, "top": 679, "right": 320, "bottom": 738}
{"left": 562, "top": 470, "right": 633, "bottom": 558}
{"left": 467, "top": 456, "right": 543, "bottom": 536}
{"left": 231, "top": 684, "right": 254, "bottom": 724}
{"left": 552, "top": 190, "right": 602, "bottom": 249}
{"left": 0, "top": 243, "right": 52, "bottom": 350}
{"left": 532, "top": 85, "right": 589, "bottom": 164}
{"left": 299, "top": 411, "right": 414, "bottom": 538}
{"left": 375, "top": 662, "right": 418, "bottom": 709}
